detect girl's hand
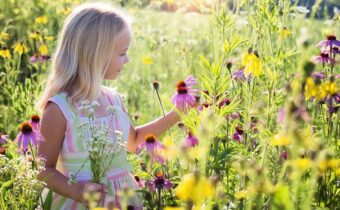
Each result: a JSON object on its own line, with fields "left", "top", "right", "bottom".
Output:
{"left": 76, "top": 182, "right": 108, "bottom": 207}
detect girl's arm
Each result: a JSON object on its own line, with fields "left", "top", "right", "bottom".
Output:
{"left": 127, "top": 109, "right": 180, "bottom": 153}
{"left": 38, "top": 103, "right": 103, "bottom": 205}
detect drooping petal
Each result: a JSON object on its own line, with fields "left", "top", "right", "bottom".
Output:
{"left": 185, "top": 75, "right": 197, "bottom": 87}
{"left": 23, "top": 135, "right": 30, "bottom": 151}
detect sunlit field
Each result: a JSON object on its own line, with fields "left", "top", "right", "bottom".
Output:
{"left": 0, "top": 0, "right": 339, "bottom": 209}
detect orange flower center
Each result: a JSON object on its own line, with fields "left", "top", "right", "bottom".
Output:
{"left": 327, "top": 35, "right": 336, "bottom": 40}
{"left": 31, "top": 114, "right": 40, "bottom": 123}
{"left": 145, "top": 135, "right": 156, "bottom": 143}
{"left": 20, "top": 122, "right": 33, "bottom": 134}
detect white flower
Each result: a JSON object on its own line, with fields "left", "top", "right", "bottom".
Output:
{"left": 106, "top": 105, "right": 119, "bottom": 114}
{"left": 68, "top": 173, "right": 78, "bottom": 185}
{"left": 114, "top": 130, "right": 123, "bottom": 138}
{"left": 91, "top": 100, "right": 99, "bottom": 107}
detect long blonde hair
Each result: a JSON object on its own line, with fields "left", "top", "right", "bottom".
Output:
{"left": 38, "top": 2, "right": 131, "bottom": 111}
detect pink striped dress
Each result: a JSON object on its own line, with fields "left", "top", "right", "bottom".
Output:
{"left": 43, "top": 87, "right": 143, "bottom": 209}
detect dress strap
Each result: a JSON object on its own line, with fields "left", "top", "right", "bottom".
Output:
{"left": 104, "top": 88, "right": 127, "bottom": 113}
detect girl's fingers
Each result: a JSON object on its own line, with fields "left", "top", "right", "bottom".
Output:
{"left": 84, "top": 183, "right": 104, "bottom": 193}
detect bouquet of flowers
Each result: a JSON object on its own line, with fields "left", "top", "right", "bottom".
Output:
{"left": 71, "top": 100, "right": 126, "bottom": 184}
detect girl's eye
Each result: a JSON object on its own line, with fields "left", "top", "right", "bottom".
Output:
{"left": 120, "top": 53, "right": 126, "bottom": 56}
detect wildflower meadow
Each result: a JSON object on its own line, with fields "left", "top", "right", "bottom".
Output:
{"left": 0, "top": 0, "right": 339, "bottom": 209}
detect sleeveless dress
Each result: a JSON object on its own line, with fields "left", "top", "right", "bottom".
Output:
{"left": 43, "top": 87, "right": 143, "bottom": 210}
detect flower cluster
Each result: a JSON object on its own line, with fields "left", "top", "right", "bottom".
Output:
{"left": 75, "top": 100, "right": 126, "bottom": 184}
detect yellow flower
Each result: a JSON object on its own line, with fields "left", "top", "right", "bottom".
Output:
{"left": 322, "top": 81, "right": 339, "bottom": 96}
{"left": 304, "top": 77, "right": 317, "bottom": 100}
{"left": 280, "top": 27, "right": 292, "bottom": 39}
{"left": 59, "top": 7, "right": 72, "bottom": 16}
{"left": 13, "top": 42, "right": 28, "bottom": 55}
{"left": 0, "top": 32, "right": 10, "bottom": 40}
{"left": 242, "top": 51, "right": 262, "bottom": 77}
{"left": 328, "top": 159, "right": 340, "bottom": 170}
{"left": 270, "top": 134, "right": 291, "bottom": 146}
{"left": 29, "top": 31, "right": 42, "bottom": 41}
{"left": 319, "top": 159, "right": 339, "bottom": 172}
{"left": 235, "top": 189, "right": 252, "bottom": 199}
{"left": 45, "top": 36, "right": 54, "bottom": 41}
{"left": 143, "top": 56, "right": 153, "bottom": 65}
{"left": 319, "top": 160, "right": 328, "bottom": 171}
{"left": 0, "top": 48, "right": 11, "bottom": 59}
{"left": 35, "top": 16, "right": 48, "bottom": 24}
{"left": 291, "top": 158, "right": 312, "bottom": 170}
{"left": 39, "top": 44, "right": 49, "bottom": 56}
{"left": 175, "top": 173, "right": 214, "bottom": 205}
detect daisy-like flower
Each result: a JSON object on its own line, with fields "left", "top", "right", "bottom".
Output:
{"left": 13, "top": 42, "right": 28, "bottom": 55}
{"left": 281, "top": 150, "right": 288, "bottom": 160}
{"left": 232, "top": 127, "right": 243, "bottom": 142}
{"left": 317, "top": 35, "right": 340, "bottom": 49}
{"left": 146, "top": 171, "right": 172, "bottom": 192}
{"left": 332, "top": 47, "right": 340, "bottom": 55}
{"left": 136, "top": 134, "right": 165, "bottom": 163}
{"left": 242, "top": 48, "right": 262, "bottom": 77}
{"left": 327, "top": 93, "right": 340, "bottom": 114}
{"left": 0, "top": 47, "right": 11, "bottom": 59}
{"left": 29, "top": 114, "right": 41, "bottom": 131}
{"left": 314, "top": 52, "right": 334, "bottom": 64}
{"left": 312, "top": 71, "right": 325, "bottom": 80}
{"left": 0, "top": 132, "right": 8, "bottom": 145}
{"left": 185, "top": 131, "right": 198, "bottom": 148}
{"left": 16, "top": 122, "right": 44, "bottom": 152}
{"left": 30, "top": 54, "right": 44, "bottom": 63}
{"left": 0, "top": 132, "right": 7, "bottom": 154}
{"left": 171, "top": 76, "right": 198, "bottom": 110}
{"left": 232, "top": 68, "right": 247, "bottom": 82}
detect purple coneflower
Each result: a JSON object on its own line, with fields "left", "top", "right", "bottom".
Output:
{"left": 232, "top": 68, "right": 246, "bottom": 82}
{"left": 311, "top": 71, "right": 325, "bottom": 80}
{"left": 317, "top": 35, "right": 340, "bottom": 48}
{"left": 185, "top": 131, "right": 198, "bottom": 148}
{"left": 29, "top": 114, "right": 41, "bottom": 131}
{"left": 315, "top": 52, "right": 334, "bottom": 64}
{"left": 146, "top": 171, "right": 172, "bottom": 191}
{"left": 232, "top": 127, "right": 244, "bottom": 142}
{"left": 327, "top": 93, "right": 340, "bottom": 115}
{"left": 218, "top": 98, "right": 231, "bottom": 108}
{"left": 332, "top": 47, "right": 340, "bottom": 54}
{"left": 0, "top": 132, "right": 7, "bottom": 145}
{"left": 16, "top": 121, "right": 44, "bottom": 152}
{"left": 30, "top": 54, "right": 44, "bottom": 63}
{"left": 171, "top": 77, "right": 198, "bottom": 110}
{"left": 281, "top": 151, "right": 288, "bottom": 160}
{"left": 136, "top": 134, "right": 165, "bottom": 163}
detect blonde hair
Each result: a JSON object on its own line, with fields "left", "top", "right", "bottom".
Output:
{"left": 38, "top": 2, "right": 131, "bottom": 111}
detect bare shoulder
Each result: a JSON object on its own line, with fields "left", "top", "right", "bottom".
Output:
{"left": 41, "top": 102, "right": 66, "bottom": 129}
{"left": 39, "top": 102, "right": 67, "bottom": 166}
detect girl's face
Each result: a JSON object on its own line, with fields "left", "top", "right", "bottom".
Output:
{"left": 104, "top": 29, "right": 131, "bottom": 80}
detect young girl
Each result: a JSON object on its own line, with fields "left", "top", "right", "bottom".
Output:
{"left": 37, "top": 3, "right": 181, "bottom": 209}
